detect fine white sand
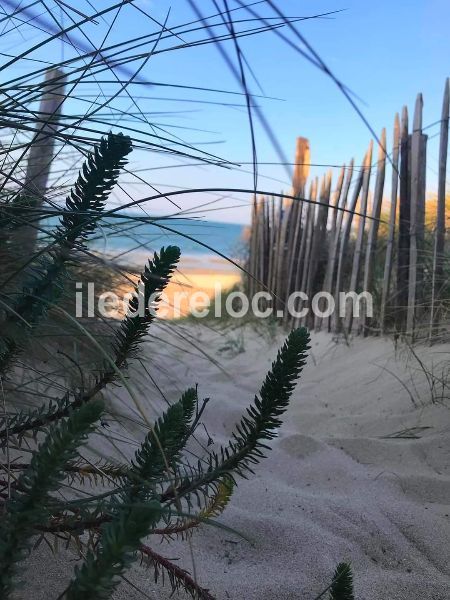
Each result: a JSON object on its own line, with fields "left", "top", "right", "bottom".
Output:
{"left": 21, "top": 325, "right": 450, "bottom": 599}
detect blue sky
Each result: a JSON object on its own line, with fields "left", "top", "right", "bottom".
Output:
{"left": 3, "top": 0, "right": 450, "bottom": 223}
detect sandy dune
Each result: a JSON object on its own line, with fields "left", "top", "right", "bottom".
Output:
{"left": 22, "top": 325, "right": 450, "bottom": 599}
{"left": 112, "top": 255, "right": 241, "bottom": 320}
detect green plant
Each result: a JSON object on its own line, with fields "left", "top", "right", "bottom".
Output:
{"left": 0, "top": 131, "right": 132, "bottom": 374}
{"left": 330, "top": 563, "right": 355, "bottom": 600}
{"left": 0, "top": 133, "right": 311, "bottom": 599}
{"left": 0, "top": 399, "right": 105, "bottom": 597}
{"left": 314, "top": 563, "right": 355, "bottom": 600}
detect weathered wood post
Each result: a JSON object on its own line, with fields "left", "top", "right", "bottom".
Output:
{"left": 380, "top": 113, "right": 401, "bottom": 334}
{"left": 10, "top": 67, "right": 66, "bottom": 266}
{"left": 284, "top": 137, "right": 310, "bottom": 327}
{"left": 346, "top": 140, "right": 373, "bottom": 333}
{"left": 361, "top": 129, "right": 387, "bottom": 335}
{"left": 267, "top": 195, "right": 276, "bottom": 298}
{"left": 334, "top": 152, "right": 366, "bottom": 333}
{"left": 300, "top": 178, "right": 320, "bottom": 317}
{"left": 406, "top": 94, "right": 427, "bottom": 338}
{"left": 305, "top": 171, "right": 331, "bottom": 328}
{"left": 257, "top": 197, "right": 267, "bottom": 289}
{"left": 314, "top": 165, "right": 346, "bottom": 331}
{"left": 322, "top": 161, "right": 353, "bottom": 331}
{"left": 396, "top": 106, "right": 411, "bottom": 332}
{"left": 292, "top": 137, "right": 311, "bottom": 197}
{"left": 270, "top": 196, "right": 283, "bottom": 299}
{"left": 248, "top": 197, "right": 258, "bottom": 298}
{"left": 293, "top": 178, "right": 317, "bottom": 328}
{"left": 24, "top": 69, "right": 66, "bottom": 198}
{"left": 328, "top": 166, "right": 345, "bottom": 237}
{"left": 430, "top": 78, "right": 449, "bottom": 340}
{"left": 274, "top": 190, "right": 293, "bottom": 311}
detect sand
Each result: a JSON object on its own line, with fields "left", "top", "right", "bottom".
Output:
{"left": 112, "top": 255, "right": 242, "bottom": 319}
{"left": 21, "top": 325, "right": 450, "bottom": 599}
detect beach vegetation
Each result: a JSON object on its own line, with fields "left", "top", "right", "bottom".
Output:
{"left": 0, "top": 133, "right": 312, "bottom": 598}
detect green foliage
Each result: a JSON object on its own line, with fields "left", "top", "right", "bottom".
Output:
{"left": 330, "top": 563, "right": 355, "bottom": 600}
{"left": 111, "top": 245, "right": 181, "bottom": 367}
{"left": 0, "top": 246, "right": 181, "bottom": 439}
{"left": 169, "top": 327, "right": 310, "bottom": 500}
{"left": 65, "top": 502, "right": 162, "bottom": 600}
{"left": 0, "top": 392, "right": 72, "bottom": 442}
{"left": 131, "top": 387, "right": 197, "bottom": 489}
{"left": 59, "top": 132, "right": 132, "bottom": 247}
{"left": 0, "top": 192, "right": 38, "bottom": 231}
{"left": 0, "top": 134, "right": 311, "bottom": 599}
{"left": 0, "top": 399, "right": 104, "bottom": 598}
{"left": 0, "top": 131, "right": 132, "bottom": 374}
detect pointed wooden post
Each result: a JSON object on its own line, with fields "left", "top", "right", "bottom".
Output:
{"left": 274, "top": 190, "right": 293, "bottom": 311}
{"left": 13, "top": 68, "right": 66, "bottom": 259}
{"left": 361, "top": 129, "right": 387, "bottom": 335}
{"left": 380, "top": 113, "right": 401, "bottom": 334}
{"left": 24, "top": 69, "right": 66, "bottom": 198}
{"left": 406, "top": 94, "right": 427, "bottom": 338}
{"left": 430, "top": 78, "right": 449, "bottom": 340}
{"left": 346, "top": 140, "right": 373, "bottom": 333}
{"left": 322, "top": 160, "right": 353, "bottom": 331}
{"left": 283, "top": 197, "right": 304, "bottom": 328}
{"left": 301, "top": 178, "right": 321, "bottom": 307}
{"left": 314, "top": 168, "right": 341, "bottom": 330}
{"left": 292, "top": 180, "right": 314, "bottom": 306}
{"left": 292, "top": 137, "right": 311, "bottom": 196}
{"left": 329, "top": 166, "right": 345, "bottom": 237}
{"left": 307, "top": 171, "right": 331, "bottom": 327}
{"left": 267, "top": 195, "right": 276, "bottom": 297}
{"left": 396, "top": 106, "right": 410, "bottom": 331}
{"left": 263, "top": 197, "right": 270, "bottom": 287}
{"left": 293, "top": 178, "right": 317, "bottom": 328}
{"left": 257, "top": 197, "right": 267, "bottom": 290}
{"left": 270, "top": 195, "right": 283, "bottom": 300}
{"left": 248, "top": 196, "right": 258, "bottom": 297}
{"left": 334, "top": 153, "right": 365, "bottom": 333}
{"left": 284, "top": 138, "right": 310, "bottom": 327}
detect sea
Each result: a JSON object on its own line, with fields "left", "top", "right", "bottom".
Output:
{"left": 41, "top": 215, "right": 247, "bottom": 268}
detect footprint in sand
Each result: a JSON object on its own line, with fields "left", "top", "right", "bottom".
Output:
{"left": 278, "top": 434, "right": 323, "bottom": 459}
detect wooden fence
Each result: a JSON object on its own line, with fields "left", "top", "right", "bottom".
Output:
{"left": 247, "top": 79, "right": 450, "bottom": 340}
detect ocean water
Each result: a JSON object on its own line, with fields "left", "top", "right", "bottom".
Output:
{"left": 41, "top": 215, "right": 246, "bottom": 265}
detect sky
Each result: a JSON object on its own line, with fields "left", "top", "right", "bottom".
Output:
{"left": 2, "top": 0, "right": 450, "bottom": 223}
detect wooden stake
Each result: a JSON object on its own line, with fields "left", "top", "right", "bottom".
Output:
{"left": 361, "top": 129, "right": 387, "bottom": 335}
{"left": 346, "top": 140, "right": 373, "bottom": 333}
{"left": 270, "top": 196, "right": 283, "bottom": 301}
{"left": 329, "top": 166, "right": 345, "bottom": 236}
{"left": 315, "top": 164, "right": 347, "bottom": 330}
{"left": 334, "top": 154, "right": 365, "bottom": 333}
{"left": 293, "top": 178, "right": 317, "bottom": 327}
{"left": 14, "top": 68, "right": 66, "bottom": 258}
{"left": 292, "top": 137, "right": 311, "bottom": 196}
{"left": 283, "top": 138, "right": 310, "bottom": 327}
{"left": 380, "top": 113, "right": 401, "bottom": 333}
{"left": 406, "top": 94, "right": 427, "bottom": 337}
{"left": 430, "top": 78, "right": 449, "bottom": 340}
{"left": 396, "top": 106, "right": 410, "bottom": 331}
{"left": 248, "top": 196, "right": 258, "bottom": 298}
{"left": 323, "top": 161, "right": 354, "bottom": 331}
{"left": 267, "top": 196, "right": 276, "bottom": 297}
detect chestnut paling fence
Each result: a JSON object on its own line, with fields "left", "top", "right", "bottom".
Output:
{"left": 247, "top": 79, "right": 450, "bottom": 341}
